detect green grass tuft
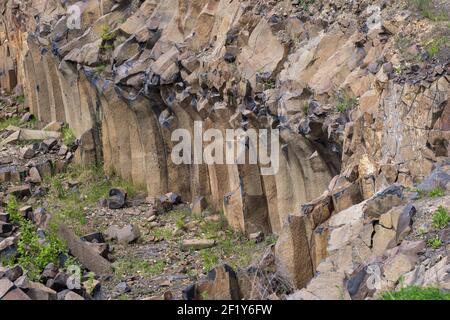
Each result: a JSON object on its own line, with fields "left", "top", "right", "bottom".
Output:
{"left": 6, "top": 196, "right": 66, "bottom": 280}
{"left": 432, "top": 206, "right": 449, "bottom": 229}
{"left": 428, "top": 187, "right": 445, "bottom": 198}
{"left": 61, "top": 124, "right": 77, "bottom": 148}
{"left": 0, "top": 116, "right": 21, "bottom": 131}
{"left": 381, "top": 286, "right": 450, "bottom": 300}
{"left": 427, "top": 235, "right": 442, "bottom": 249}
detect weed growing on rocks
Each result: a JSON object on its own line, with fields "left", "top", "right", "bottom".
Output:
{"left": 6, "top": 196, "right": 67, "bottom": 280}
{"left": 432, "top": 206, "right": 449, "bottom": 229}
{"left": 44, "top": 164, "right": 143, "bottom": 235}
{"left": 335, "top": 92, "right": 357, "bottom": 113}
{"left": 381, "top": 286, "right": 450, "bottom": 300}
{"left": 0, "top": 115, "right": 21, "bottom": 130}
{"left": 61, "top": 124, "right": 77, "bottom": 148}
{"left": 428, "top": 187, "right": 445, "bottom": 198}
{"left": 427, "top": 235, "right": 443, "bottom": 249}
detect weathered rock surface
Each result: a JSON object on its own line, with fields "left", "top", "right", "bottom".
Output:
{"left": 1, "top": 0, "right": 449, "bottom": 301}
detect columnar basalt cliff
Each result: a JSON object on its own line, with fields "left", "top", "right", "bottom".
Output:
{"left": 1, "top": 0, "right": 449, "bottom": 299}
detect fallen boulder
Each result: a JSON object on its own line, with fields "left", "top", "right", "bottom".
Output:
{"left": 0, "top": 126, "right": 60, "bottom": 147}
{"left": 57, "top": 225, "right": 113, "bottom": 275}
{"left": 183, "top": 265, "right": 240, "bottom": 300}
{"left": 104, "top": 224, "right": 140, "bottom": 244}
{"left": 181, "top": 239, "right": 216, "bottom": 250}
{"left": 107, "top": 188, "right": 127, "bottom": 209}
{"left": 363, "top": 184, "right": 405, "bottom": 218}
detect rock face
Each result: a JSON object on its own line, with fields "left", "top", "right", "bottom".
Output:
{"left": 183, "top": 265, "right": 240, "bottom": 300}
{"left": 1, "top": 0, "right": 449, "bottom": 300}
{"left": 0, "top": 0, "right": 337, "bottom": 238}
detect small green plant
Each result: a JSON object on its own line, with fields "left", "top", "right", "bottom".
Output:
{"left": 100, "top": 25, "right": 117, "bottom": 42}
{"left": 6, "top": 196, "right": 66, "bottom": 280}
{"left": 0, "top": 116, "right": 21, "bottom": 130}
{"left": 427, "top": 235, "right": 442, "bottom": 249}
{"left": 7, "top": 196, "right": 21, "bottom": 223}
{"left": 61, "top": 124, "right": 77, "bottom": 148}
{"left": 432, "top": 206, "right": 449, "bottom": 229}
{"left": 94, "top": 64, "right": 107, "bottom": 75}
{"left": 99, "top": 25, "right": 117, "bottom": 51}
{"left": 100, "top": 44, "right": 115, "bottom": 50}
{"left": 418, "top": 227, "right": 428, "bottom": 237}
{"left": 175, "top": 215, "right": 186, "bottom": 230}
{"left": 265, "top": 234, "right": 278, "bottom": 246}
{"left": 381, "top": 286, "right": 450, "bottom": 300}
{"left": 200, "top": 249, "right": 219, "bottom": 271}
{"left": 411, "top": 187, "right": 427, "bottom": 199}
{"left": 302, "top": 102, "right": 309, "bottom": 116}
{"left": 298, "top": 0, "right": 315, "bottom": 10}
{"left": 16, "top": 94, "right": 25, "bottom": 104}
{"left": 113, "top": 257, "right": 166, "bottom": 277}
{"left": 429, "top": 187, "right": 445, "bottom": 198}
{"left": 394, "top": 65, "right": 403, "bottom": 75}
{"left": 426, "top": 36, "right": 449, "bottom": 58}
{"left": 336, "top": 92, "right": 357, "bottom": 113}
{"left": 264, "top": 79, "right": 276, "bottom": 90}
{"left": 200, "top": 290, "right": 210, "bottom": 300}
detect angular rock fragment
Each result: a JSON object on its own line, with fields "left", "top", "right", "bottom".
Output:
{"left": 39, "top": 138, "right": 58, "bottom": 153}
{"left": 0, "top": 221, "right": 13, "bottom": 235}
{"left": 331, "top": 181, "right": 363, "bottom": 213}
{"left": 27, "top": 281, "right": 57, "bottom": 300}
{"left": 181, "top": 239, "right": 216, "bottom": 250}
{"left": 28, "top": 167, "right": 42, "bottom": 183}
{"left": 1, "top": 287, "right": 31, "bottom": 300}
{"left": 20, "top": 145, "right": 35, "bottom": 159}
{"left": 20, "top": 112, "right": 34, "bottom": 124}
{"left": 363, "top": 184, "right": 405, "bottom": 218}
{"left": 14, "top": 275, "right": 29, "bottom": 290}
{"left": 19, "top": 205, "right": 33, "bottom": 219}
{"left": 6, "top": 185, "right": 31, "bottom": 199}
{"left": 43, "top": 121, "right": 63, "bottom": 132}
{"left": 114, "top": 282, "right": 131, "bottom": 295}
{"left": 191, "top": 196, "right": 207, "bottom": 215}
{"left": 0, "top": 212, "right": 9, "bottom": 223}
{"left": 105, "top": 224, "right": 140, "bottom": 244}
{"left": 57, "top": 289, "right": 84, "bottom": 300}
{"left": 183, "top": 265, "right": 240, "bottom": 300}
{"left": 81, "top": 232, "right": 105, "bottom": 243}
{"left": 0, "top": 236, "right": 17, "bottom": 261}
{"left": 0, "top": 278, "right": 14, "bottom": 299}
{"left": 107, "top": 188, "right": 127, "bottom": 209}
{"left": 41, "top": 263, "right": 58, "bottom": 281}
{"left": 4, "top": 265, "right": 23, "bottom": 282}
{"left": 57, "top": 225, "right": 112, "bottom": 276}
{"left": 165, "top": 192, "right": 182, "bottom": 205}
{"left": 275, "top": 215, "right": 313, "bottom": 289}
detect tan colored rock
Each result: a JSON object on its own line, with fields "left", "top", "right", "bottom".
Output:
{"left": 372, "top": 224, "right": 396, "bottom": 256}
{"left": 181, "top": 239, "right": 216, "bottom": 250}
{"left": 191, "top": 196, "right": 208, "bottom": 215}
{"left": 288, "top": 272, "right": 349, "bottom": 300}
{"left": 58, "top": 225, "right": 112, "bottom": 275}
{"left": 275, "top": 215, "right": 313, "bottom": 289}
{"left": 27, "top": 281, "right": 57, "bottom": 300}
{"left": 183, "top": 265, "right": 240, "bottom": 300}
{"left": 383, "top": 253, "right": 414, "bottom": 283}
{"left": 43, "top": 121, "right": 63, "bottom": 132}
{"left": 331, "top": 181, "right": 363, "bottom": 213}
